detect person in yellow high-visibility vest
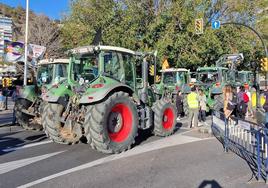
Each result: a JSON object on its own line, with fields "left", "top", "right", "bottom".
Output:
{"left": 187, "top": 86, "right": 199, "bottom": 128}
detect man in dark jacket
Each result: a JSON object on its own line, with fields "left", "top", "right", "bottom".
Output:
{"left": 176, "top": 91, "right": 183, "bottom": 121}
{"left": 236, "top": 86, "right": 247, "bottom": 119}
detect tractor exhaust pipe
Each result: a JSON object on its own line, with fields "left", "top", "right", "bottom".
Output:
{"left": 141, "top": 57, "right": 148, "bottom": 104}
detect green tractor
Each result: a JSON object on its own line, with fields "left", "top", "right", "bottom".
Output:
{"left": 153, "top": 68, "right": 192, "bottom": 115}
{"left": 15, "top": 59, "right": 69, "bottom": 130}
{"left": 237, "top": 71, "right": 255, "bottom": 87}
{"left": 196, "top": 54, "right": 244, "bottom": 111}
{"left": 42, "top": 45, "right": 177, "bottom": 153}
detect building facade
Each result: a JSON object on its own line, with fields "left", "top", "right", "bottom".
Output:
{"left": 0, "top": 16, "right": 13, "bottom": 61}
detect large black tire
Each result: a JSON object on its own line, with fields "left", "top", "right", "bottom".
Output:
{"left": 213, "top": 94, "right": 224, "bottom": 112}
{"left": 83, "top": 105, "right": 94, "bottom": 144}
{"left": 182, "top": 95, "right": 189, "bottom": 117}
{"left": 86, "top": 91, "right": 138, "bottom": 154}
{"left": 152, "top": 99, "right": 177, "bottom": 137}
{"left": 42, "top": 103, "right": 81, "bottom": 144}
{"left": 14, "top": 99, "right": 33, "bottom": 130}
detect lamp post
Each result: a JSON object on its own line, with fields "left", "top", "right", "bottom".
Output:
{"left": 23, "top": 0, "right": 29, "bottom": 86}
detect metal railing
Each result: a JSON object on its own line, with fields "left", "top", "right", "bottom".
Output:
{"left": 212, "top": 111, "right": 268, "bottom": 183}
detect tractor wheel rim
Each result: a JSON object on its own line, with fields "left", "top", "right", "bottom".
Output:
{"left": 108, "top": 103, "right": 132, "bottom": 143}
{"left": 162, "top": 107, "right": 174, "bottom": 130}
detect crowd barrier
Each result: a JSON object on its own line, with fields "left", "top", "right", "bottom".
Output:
{"left": 211, "top": 111, "right": 268, "bottom": 183}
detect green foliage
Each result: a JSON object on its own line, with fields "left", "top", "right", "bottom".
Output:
{"left": 61, "top": 0, "right": 267, "bottom": 71}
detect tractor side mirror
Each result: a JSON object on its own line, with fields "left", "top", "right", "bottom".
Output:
{"left": 136, "top": 78, "right": 144, "bottom": 89}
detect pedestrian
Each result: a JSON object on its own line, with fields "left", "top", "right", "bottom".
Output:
{"left": 244, "top": 84, "right": 252, "bottom": 117}
{"left": 0, "top": 90, "right": 4, "bottom": 110}
{"left": 236, "top": 86, "right": 249, "bottom": 120}
{"left": 176, "top": 90, "right": 183, "bottom": 121}
{"left": 224, "top": 85, "right": 234, "bottom": 118}
{"left": 12, "top": 86, "right": 19, "bottom": 124}
{"left": 187, "top": 86, "right": 199, "bottom": 128}
{"left": 198, "top": 89, "right": 206, "bottom": 123}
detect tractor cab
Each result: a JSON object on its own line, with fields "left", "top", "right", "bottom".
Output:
{"left": 237, "top": 71, "right": 254, "bottom": 87}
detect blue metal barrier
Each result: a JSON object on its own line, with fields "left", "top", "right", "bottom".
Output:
{"left": 212, "top": 111, "right": 268, "bottom": 183}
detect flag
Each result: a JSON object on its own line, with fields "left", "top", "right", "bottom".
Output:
{"left": 4, "top": 41, "right": 24, "bottom": 62}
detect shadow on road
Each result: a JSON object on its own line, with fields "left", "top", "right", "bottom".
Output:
{"left": 198, "top": 179, "right": 222, "bottom": 188}
{"left": 133, "top": 122, "right": 184, "bottom": 147}
{"left": 0, "top": 132, "right": 47, "bottom": 156}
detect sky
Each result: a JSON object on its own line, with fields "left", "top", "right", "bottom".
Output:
{"left": 1, "top": 0, "right": 70, "bottom": 20}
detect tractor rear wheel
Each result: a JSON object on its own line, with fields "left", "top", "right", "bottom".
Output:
{"left": 43, "top": 103, "right": 81, "bottom": 144}
{"left": 87, "top": 91, "right": 138, "bottom": 154}
{"left": 15, "top": 99, "right": 33, "bottom": 130}
{"left": 182, "top": 95, "right": 189, "bottom": 117}
{"left": 152, "top": 99, "right": 177, "bottom": 137}
{"left": 213, "top": 94, "right": 224, "bottom": 112}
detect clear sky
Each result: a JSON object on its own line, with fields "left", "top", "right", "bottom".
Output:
{"left": 1, "top": 0, "right": 70, "bottom": 20}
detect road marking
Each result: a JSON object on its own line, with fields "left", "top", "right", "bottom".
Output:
{"left": 2, "top": 140, "right": 53, "bottom": 152}
{"left": 0, "top": 139, "right": 10, "bottom": 143}
{"left": 18, "top": 133, "right": 215, "bottom": 188}
{"left": 0, "top": 151, "right": 65, "bottom": 175}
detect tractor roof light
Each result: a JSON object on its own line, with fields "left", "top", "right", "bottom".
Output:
{"left": 215, "top": 82, "right": 220, "bottom": 87}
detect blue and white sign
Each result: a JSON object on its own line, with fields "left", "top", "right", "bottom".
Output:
{"left": 212, "top": 20, "right": 220, "bottom": 29}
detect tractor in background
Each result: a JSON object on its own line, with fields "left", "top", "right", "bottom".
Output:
{"left": 196, "top": 54, "right": 244, "bottom": 111}
{"left": 14, "top": 59, "right": 69, "bottom": 130}
{"left": 42, "top": 45, "right": 177, "bottom": 154}
{"left": 153, "top": 68, "right": 192, "bottom": 115}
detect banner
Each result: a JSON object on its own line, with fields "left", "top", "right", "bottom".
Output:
{"left": 29, "top": 44, "right": 46, "bottom": 60}
{"left": 4, "top": 41, "right": 46, "bottom": 63}
{"left": 4, "top": 41, "right": 24, "bottom": 62}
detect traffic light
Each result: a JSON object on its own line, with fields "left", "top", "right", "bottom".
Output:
{"left": 149, "top": 65, "right": 155, "bottom": 76}
{"left": 155, "top": 75, "right": 161, "bottom": 83}
{"left": 162, "top": 59, "right": 169, "bottom": 70}
{"left": 195, "top": 18, "right": 203, "bottom": 34}
{"left": 261, "top": 57, "right": 268, "bottom": 72}
{"left": 2, "top": 78, "right": 8, "bottom": 88}
{"left": 7, "top": 78, "right": 12, "bottom": 87}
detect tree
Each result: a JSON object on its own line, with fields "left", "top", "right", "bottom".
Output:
{"left": 28, "top": 15, "right": 63, "bottom": 58}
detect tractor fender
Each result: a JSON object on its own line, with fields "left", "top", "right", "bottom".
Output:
{"left": 79, "top": 84, "right": 134, "bottom": 104}
{"left": 18, "top": 85, "right": 37, "bottom": 102}
{"left": 45, "top": 85, "right": 73, "bottom": 103}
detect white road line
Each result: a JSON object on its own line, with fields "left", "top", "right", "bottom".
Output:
{"left": 0, "top": 151, "right": 65, "bottom": 175}
{"left": 0, "top": 139, "right": 10, "bottom": 143}
{"left": 2, "top": 140, "right": 53, "bottom": 152}
{"left": 18, "top": 134, "right": 215, "bottom": 188}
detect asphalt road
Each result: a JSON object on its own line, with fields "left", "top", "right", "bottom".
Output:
{"left": 0, "top": 115, "right": 266, "bottom": 188}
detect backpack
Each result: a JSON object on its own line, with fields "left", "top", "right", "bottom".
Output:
{"left": 237, "top": 101, "right": 247, "bottom": 114}
{"left": 243, "top": 93, "right": 249, "bottom": 103}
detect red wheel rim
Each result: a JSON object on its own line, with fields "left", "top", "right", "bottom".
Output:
{"left": 162, "top": 107, "right": 174, "bottom": 130}
{"left": 108, "top": 103, "right": 132, "bottom": 143}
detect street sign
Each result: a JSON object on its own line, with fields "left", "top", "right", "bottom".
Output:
{"left": 195, "top": 18, "right": 203, "bottom": 34}
{"left": 212, "top": 20, "right": 220, "bottom": 29}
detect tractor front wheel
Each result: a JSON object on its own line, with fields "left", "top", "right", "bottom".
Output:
{"left": 15, "top": 99, "right": 33, "bottom": 130}
{"left": 153, "top": 100, "right": 177, "bottom": 137}
{"left": 42, "top": 103, "right": 81, "bottom": 144}
{"left": 86, "top": 91, "right": 138, "bottom": 154}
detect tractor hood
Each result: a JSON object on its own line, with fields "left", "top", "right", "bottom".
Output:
{"left": 79, "top": 76, "right": 134, "bottom": 104}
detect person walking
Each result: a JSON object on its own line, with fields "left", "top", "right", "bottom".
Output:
{"left": 224, "top": 85, "right": 234, "bottom": 118}
{"left": 12, "top": 86, "right": 19, "bottom": 124}
{"left": 198, "top": 89, "right": 206, "bottom": 124}
{"left": 244, "top": 84, "right": 252, "bottom": 117}
{"left": 0, "top": 90, "right": 4, "bottom": 110}
{"left": 176, "top": 90, "right": 183, "bottom": 121}
{"left": 187, "top": 86, "right": 199, "bottom": 128}
{"left": 237, "top": 86, "right": 248, "bottom": 120}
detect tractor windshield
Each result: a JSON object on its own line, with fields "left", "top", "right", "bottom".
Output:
{"left": 163, "top": 72, "right": 176, "bottom": 84}
{"left": 53, "top": 63, "right": 68, "bottom": 84}
{"left": 197, "top": 70, "right": 218, "bottom": 84}
{"left": 71, "top": 55, "right": 99, "bottom": 84}
{"left": 238, "top": 73, "right": 247, "bottom": 83}
{"left": 37, "top": 64, "right": 54, "bottom": 85}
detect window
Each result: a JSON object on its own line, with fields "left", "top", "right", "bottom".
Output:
{"left": 103, "top": 51, "right": 123, "bottom": 81}
{"left": 122, "top": 53, "right": 135, "bottom": 88}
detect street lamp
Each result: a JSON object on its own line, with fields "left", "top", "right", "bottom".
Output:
{"left": 23, "top": 0, "right": 29, "bottom": 86}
